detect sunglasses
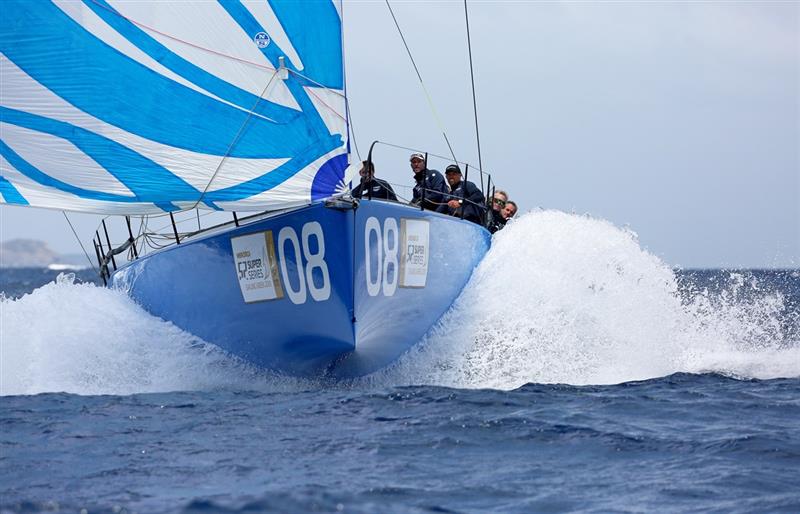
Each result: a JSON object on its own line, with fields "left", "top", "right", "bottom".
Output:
{"left": 493, "top": 198, "right": 506, "bottom": 206}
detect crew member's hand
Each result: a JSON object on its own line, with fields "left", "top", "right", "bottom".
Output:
{"left": 447, "top": 199, "right": 461, "bottom": 209}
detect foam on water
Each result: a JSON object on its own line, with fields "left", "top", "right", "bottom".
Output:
{"left": 0, "top": 274, "right": 265, "bottom": 396}
{"left": 375, "top": 210, "right": 799, "bottom": 389}
{"left": 1, "top": 211, "right": 797, "bottom": 395}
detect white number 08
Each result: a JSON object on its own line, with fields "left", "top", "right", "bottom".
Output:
{"left": 365, "top": 217, "right": 398, "bottom": 297}
{"left": 278, "top": 222, "right": 331, "bottom": 305}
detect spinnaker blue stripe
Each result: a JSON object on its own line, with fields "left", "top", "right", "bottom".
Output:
{"left": 155, "top": 202, "right": 180, "bottom": 212}
{"left": 219, "top": 1, "right": 331, "bottom": 141}
{"left": 311, "top": 153, "right": 348, "bottom": 201}
{"left": 2, "top": 107, "right": 343, "bottom": 205}
{"left": 0, "top": 175, "right": 29, "bottom": 205}
{"left": 2, "top": 139, "right": 143, "bottom": 203}
{"left": 203, "top": 138, "right": 345, "bottom": 203}
{"left": 268, "top": 0, "right": 343, "bottom": 89}
{"left": 0, "top": 0, "right": 348, "bottom": 211}
{"left": 0, "top": 1, "right": 315, "bottom": 158}
{"left": 83, "top": 0, "right": 298, "bottom": 124}
{"left": 1, "top": 108, "right": 200, "bottom": 203}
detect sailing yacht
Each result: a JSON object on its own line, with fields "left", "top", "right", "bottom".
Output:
{"left": 0, "top": 0, "right": 491, "bottom": 377}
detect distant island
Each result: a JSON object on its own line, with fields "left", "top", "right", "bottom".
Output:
{"left": 0, "top": 239, "right": 88, "bottom": 268}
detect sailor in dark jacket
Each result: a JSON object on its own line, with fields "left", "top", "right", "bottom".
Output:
{"left": 409, "top": 153, "right": 448, "bottom": 212}
{"left": 351, "top": 160, "right": 397, "bottom": 201}
{"left": 438, "top": 164, "right": 485, "bottom": 225}
{"left": 486, "top": 190, "right": 508, "bottom": 233}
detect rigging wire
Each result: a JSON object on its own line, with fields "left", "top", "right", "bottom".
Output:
{"left": 191, "top": 70, "right": 280, "bottom": 210}
{"left": 285, "top": 68, "right": 346, "bottom": 98}
{"left": 384, "top": 0, "right": 459, "bottom": 165}
{"left": 345, "top": 97, "right": 362, "bottom": 162}
{"left": 463, "top": 0, "right": 484, "bottom": 176}
{"left": 61, "top": 211, "right": 99, "bottom": 274}
{"left": 137, "top": 215, "right": 148, "bottom": 255}
{"left": 369, "top": 140, "right": 490, "bottom": 184}
{"left": 128, "top": 215, "right": 145, "bottom": 260}
{"left": 288, "top": 69, "right": 348, "bottom": 122}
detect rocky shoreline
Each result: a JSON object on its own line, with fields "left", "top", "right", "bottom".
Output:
{"left": 0, "top": 239, "right": 86, "bottom": 268}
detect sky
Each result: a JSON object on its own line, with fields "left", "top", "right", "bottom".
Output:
{"left": 1, "top": 1, "right": 798, "bottom": 268}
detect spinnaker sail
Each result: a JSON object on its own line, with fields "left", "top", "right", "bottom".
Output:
{"left": 1, "top": 0, "right": 349, "bottom": 214}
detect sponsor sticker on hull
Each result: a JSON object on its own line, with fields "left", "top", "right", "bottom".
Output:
{"left": 231, "top": 231, "right": 284, "bottom": 303}
{"left": 399, "top": 218, "right": 429, "bottom": 288}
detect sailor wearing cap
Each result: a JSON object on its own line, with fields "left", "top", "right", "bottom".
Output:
{"left": 409, "top": 153, "right": 449, "bottom": 212}
{"left": 438, "top": 164, "right": 486, "bottom": 225}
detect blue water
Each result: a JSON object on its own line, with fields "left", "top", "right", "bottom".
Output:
{"left": 2, "top": 374, "right": 799, "bottom": 513}
{"left": 2, "top": 213, "right": 799, "bottom": 513}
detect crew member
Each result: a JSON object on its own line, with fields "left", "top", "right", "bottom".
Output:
{"left": 351, "top": 160, "right": 397, "bottom": 201}
{"left": 486, "top": 190, "right": 508, "bottom": 233}
{"left": 410, "top": 153, "right": 448, "bottom": 212}
{"left": 502, "top": 200, "right": 518, "bottom": 220}
{"left": 438, "top": 164, "right": 485, "bottom": 225}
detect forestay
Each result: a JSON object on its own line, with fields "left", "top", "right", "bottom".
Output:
{"left": 0, "top": 0, "right": 350, "bottom": 214}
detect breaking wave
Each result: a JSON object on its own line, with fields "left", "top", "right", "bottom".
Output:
{"left": 375, "top": 210, "right": 799, "bottom": 389}
{"left": 0, "top": 274, "right": 266, "bottom": 396}
{"left": 1, "top": 211, "right": 797, "bottom": 395}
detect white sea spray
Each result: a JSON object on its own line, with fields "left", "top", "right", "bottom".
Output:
{"left": 374, "top": 210, "right": 799, "bottom": 390}
{"left": 0, "top": 273, "right": 257, "bottom": 396}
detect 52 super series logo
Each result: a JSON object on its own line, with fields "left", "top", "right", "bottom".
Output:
{"left": 236, "top": 250, "right": 265, "bottom": 281}
{"left": 231, "top": 223, "right": 330, "bottom": 305}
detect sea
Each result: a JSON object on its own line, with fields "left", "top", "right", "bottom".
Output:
{"left": 1, "top": 212, "right": 799, "bottom": 513}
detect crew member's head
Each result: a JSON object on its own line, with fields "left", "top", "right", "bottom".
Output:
{"left": 444, "top": 164, "right": 462, "bottom": 188}
{"left": 409, "top": 153, "right": 426, "bottom": 174}
{"left": 359, "top": 160, "right": 375, "bottom": 179}
{"left": 502, "top": 200, "right": 518, "bottom": 219}
{"left": 492, "top": 190, "right": 508, "bottom": 212}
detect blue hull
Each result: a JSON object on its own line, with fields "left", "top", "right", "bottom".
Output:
{"left": 111, "top": 200, "right": 490, "bottom": 377}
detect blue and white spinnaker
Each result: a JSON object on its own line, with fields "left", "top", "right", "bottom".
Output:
{"left": 1, "top": 0, "right": 349, "bottom": 214}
